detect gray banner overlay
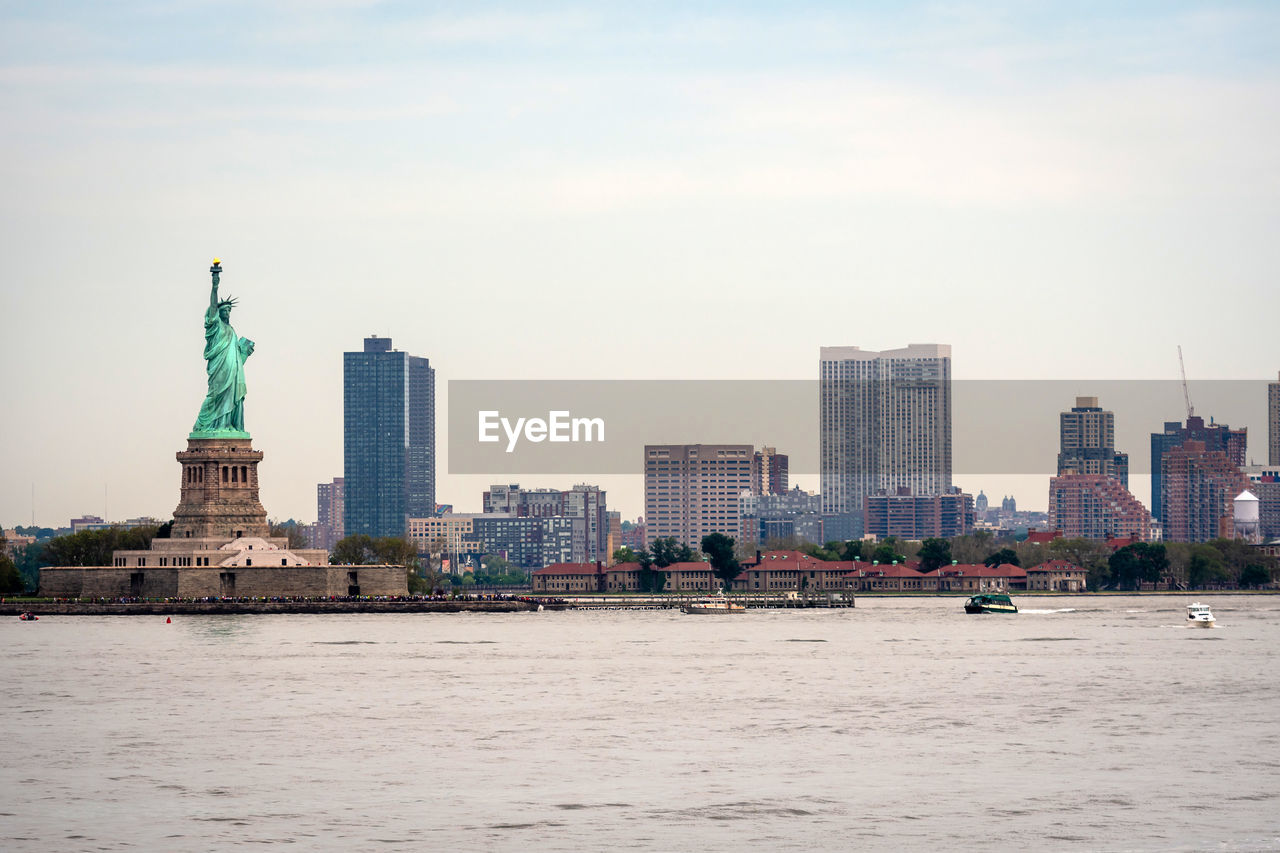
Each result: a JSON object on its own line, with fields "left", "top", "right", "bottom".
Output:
{"left": 448, "top": 380, "right": 1270, "bottom": 475}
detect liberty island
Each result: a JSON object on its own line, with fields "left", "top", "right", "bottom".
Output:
{"left": 36, "top": 260, "right": 407, "bottom": 599}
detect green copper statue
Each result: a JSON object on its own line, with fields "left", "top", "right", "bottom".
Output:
{"left": 191, "top": 259, "right": 254, "bottom": 438}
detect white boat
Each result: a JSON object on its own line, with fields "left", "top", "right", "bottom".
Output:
{"left": 680, "top": 595, "right": 746, "bottom": 614}
{"left": 1186, "top": 602, "right": 1215, "bottom": 628}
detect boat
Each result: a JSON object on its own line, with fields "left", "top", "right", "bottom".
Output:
{"left": 1186, "top": 602, "right": 1215, "bottom": 628}
{"left": 964, "top": 593, "right": 1018, "bottom": 614}
{"left": 18, "top": 612, "right": 38, "bottom": 621}
{"left": 681, "top": 595, "right": 746, "bottom": 614}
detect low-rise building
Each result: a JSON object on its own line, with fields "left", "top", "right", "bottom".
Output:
{"left": 735, "top": 550, "right": 856, "bottom": 592}
{"left": 531, "top": 562, "right": 605, "bottom": 593}
{"left": 1025, "top": 559, "right": 1087, "bottom": 592}
{"left": 846, "top": 563, "right": 927, "bottom": 592}
{"left": 920, "top": 563, "right": 1026, "bottom": 592}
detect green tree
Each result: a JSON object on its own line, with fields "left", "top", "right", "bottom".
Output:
{"left": 637, "top": 565, "right": 667, "bottom": 593}
{"left": 14, "top": 542, "right": 47, "bottom": 591}
{"left": 1240, "top": 564, "right": 1271, "bottom": 588}
{"left": 330, "top": 535, "right": 420, "bottom": 571}
{"left": 1203, "top": 538, "right": 1274, "bottom": 586}
{"left": 648, "top": 537, "right": 694, "bottom": 568}
{"left": 613, "top": 546, "right": 648, "bottom": 566}
{"left": 269, "top": 519, "right": 308, "bottom": 550}
{"left": 841, "top": 540, "right": 866, "bottom": 562}
{"left": 331, "top": 534, "right": 376, "bottom": 565}
{"left": 701, "top": 532, "right": 741, "bottom": 589}
{"left": 42, "top": 526, "right": 161, "bottom": 567}
{"left": 0, "top": 538, "right": 24, "bottom": 594}
{"left": 918, "top": 538, "right": 953, "bottom": 571}
{"left": 799, "top": 542, "right": 841, "bottom": 561}
{"left": 1107, "top": 543, "right": 1170, "bottom": 590}
{"left": 871, "top": 538, "right": 906, "bottom": 564}
{"left": 1188, "top": 544, "right": 1229, "bottom": 588}
{"left": 983, "top": 547, "right": 1020, "bottom": 567}
{"left": 949, "top": 530, "right": 995, "bottom": 564}
{"left": 1047, "top": 538, "right": 1110, "bottom": 573}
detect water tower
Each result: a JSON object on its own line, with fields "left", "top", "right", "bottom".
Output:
{"left": 1234, "top": 490, "right": 1261, "bottom": 543}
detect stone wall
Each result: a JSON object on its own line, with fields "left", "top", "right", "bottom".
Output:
{"left": 39, "top": 565, "right": 408, "bottom": 598}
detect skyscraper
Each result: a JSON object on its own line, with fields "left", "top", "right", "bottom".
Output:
{"left": 343, "top": 336, "right": 435, "bottom": 538}
{"left": 316, "top": 477, "right": 344, "bottom": 550}
{"left": 819, "top": 344, "right": 952, "bottom": 537}
{"left": 751, "top": 447, "right": 789, "bottom": 496}
{"left": 1048, "top": 474, "right": 1151, "bottom": 541}
{"left": 1160, "top": 440, "right": 1250, "bottom": 542}
{"left": 1057, "top": 396, "right": 1129, "bottom": 487}
{"left": 1150, "top": 416, "right": 1246, "bottom": 522}
{"left": 644, "top": 444, "right": 753, "bottom": 547}
{"left": 1269, "top": 371, "right": 1279, "bottom": 466}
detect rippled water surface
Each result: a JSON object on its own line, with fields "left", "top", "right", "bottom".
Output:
{"left": 3, "top": 596, "right": 1279, "bottom": 851}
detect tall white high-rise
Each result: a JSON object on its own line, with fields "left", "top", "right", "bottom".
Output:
{"left": 819, "top": 344, "right": 952, "bottom": 535}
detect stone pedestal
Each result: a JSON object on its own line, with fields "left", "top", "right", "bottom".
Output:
{"left": 171, "top": 438, "right": 270, "bottom": 540}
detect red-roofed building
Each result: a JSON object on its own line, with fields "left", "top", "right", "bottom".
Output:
{"left": 921, "top": 563, "right": 1027, "bottom": 592}
{"left": 601, "top": 561, "right": 721, "bottom": 592}
{"left": 664, "top": 561, "right": 719, "bottom": 592}
{"left": 531, "top": 562, "right": 604, "bottom": 593}
{"left": 1026, "top": 559, "right": 1087, "bottom": 592}
{"left": 1026, "top": 529, "right": 1063, "bottom": 545}
{"left": 845, "top": 562, "right": 927, "bottom": 592}
{"left": 734, "top": 550, "right": 857, "bottom": 592}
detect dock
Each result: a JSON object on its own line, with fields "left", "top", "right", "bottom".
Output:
{"left": 545, "top": 593, "right": 854, "bottom": 611}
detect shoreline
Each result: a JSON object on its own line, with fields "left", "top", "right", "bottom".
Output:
{"left": 2, "top": 589, "right": 1273, "bottom": 616}
{"left": 0, "top": 600, "right": 541, "bottom": 616}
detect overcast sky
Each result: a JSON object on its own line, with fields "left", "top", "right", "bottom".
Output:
{"left": 2, "top": 1, "right": 1278, "bottom": 528}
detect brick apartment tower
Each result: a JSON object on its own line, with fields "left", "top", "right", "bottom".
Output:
{"left": 1269, "top": 372, "right": 1280, "bottom": 466}
{"left": 751, "top": 447, "right": 790, "bottom": 496}
{"left": 1160, "top": 440, "right": 1251, "bottom": 542}
{"left": 1057, "top": 396, "right": 1129, "bottom": 487}
{"left": 1048, "top": 474, "right": 1152, "bottom": 541}
{"left": 1150, "top": 416, "right": 1246, "bottom": 523}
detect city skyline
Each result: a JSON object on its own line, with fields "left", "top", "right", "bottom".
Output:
{"left": 7, "top": 362, "right": 1279, "bottom": 531}
{"left": 4, "top": 2, "right": 1280, "bottom": 527}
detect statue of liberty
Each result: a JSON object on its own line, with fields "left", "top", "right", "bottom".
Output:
{"left": 192, "top": 259, "right": 254, "bottom": 437}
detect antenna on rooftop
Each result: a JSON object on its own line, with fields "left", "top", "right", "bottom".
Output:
{"left": 1177, "top": 345, "right": 1194, "bottom": 420}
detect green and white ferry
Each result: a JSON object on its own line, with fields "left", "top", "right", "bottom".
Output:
{"left": 964, "top": 593, "right": 1018, "bottom": 614}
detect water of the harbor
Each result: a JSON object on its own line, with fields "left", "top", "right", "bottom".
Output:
{"left": 2, "top": 596, "right": 1278, "bottom": 852}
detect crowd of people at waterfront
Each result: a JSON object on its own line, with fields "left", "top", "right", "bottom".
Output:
{"left": 10, "top": 593, "right": 560, "bottom": 606}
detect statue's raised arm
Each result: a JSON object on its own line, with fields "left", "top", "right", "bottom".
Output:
{"left": 207, "top": 262, "right": 222, "bottom": 319}
{"left": 191, "top": 259, "right": 253, "bottom": 439}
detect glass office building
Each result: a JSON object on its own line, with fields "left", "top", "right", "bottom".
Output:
{"left": 344, "top": 336, "right": 436, "bottom": 538}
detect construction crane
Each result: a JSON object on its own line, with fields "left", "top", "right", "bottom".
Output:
{"left": 1178, "top": 345, "right": 1194, "bottom": 420}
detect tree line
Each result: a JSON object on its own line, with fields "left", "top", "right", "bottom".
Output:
{"left": 6, "top": 524, "right": 1271, "bottom": 597}
{"left": 612, "top": 533, "right": 741, "bottom": 592}
{"left": 746, "top": 530, "right": 1276, "bottom": 591}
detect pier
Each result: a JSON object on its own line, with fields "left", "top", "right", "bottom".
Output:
{"left": 545, "top": 593, "right": 855, "bottom": 611}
